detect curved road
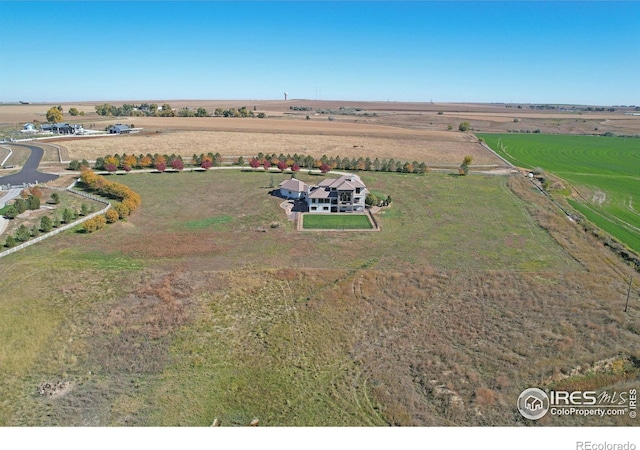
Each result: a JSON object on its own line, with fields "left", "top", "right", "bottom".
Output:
{"left": 0, "top": 143, "right": 59, "bottom": 186}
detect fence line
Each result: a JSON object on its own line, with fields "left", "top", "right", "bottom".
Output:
{"left": 1, "top": 145, "right": 13, "bottom": 167}
{"left": 0, "top": 182, "right": 111, "bottom": 259}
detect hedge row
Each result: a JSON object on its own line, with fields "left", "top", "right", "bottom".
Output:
{"left": 79, "top": 169, "right": 141, "bottom": 232}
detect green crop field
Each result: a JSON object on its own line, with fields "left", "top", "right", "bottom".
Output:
{"left": 478, "top": 133, "right": 640, "bottom": 253}
{"left": 303, "top": 214, "right": 373, "bottom": 230}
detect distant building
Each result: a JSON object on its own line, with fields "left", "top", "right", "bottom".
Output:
{"left": 40, "top": 123, "right": 79, "bottom": 134}
{"left": 109, "top": 124, "right": 132, "bottom": 134}
{"left": 20, "top": 123, "right": 36, "bottom": 134}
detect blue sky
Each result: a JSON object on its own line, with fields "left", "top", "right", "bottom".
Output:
{"left": 1, "top": 1, "right": 638, "bottom": 105}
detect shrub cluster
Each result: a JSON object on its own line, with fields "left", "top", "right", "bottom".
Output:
{"left": 80, "top": 169, "right": 141, "bottom": 222}
{"left": 82, "top": 215, "right": 107, "bottom": 233}
{"left": 315, "top": 106, "right": 375, "bottom": 117}
{"left": 213, "top": 106, "right": 254, "bottom": 118}
{"left": 507, "top": 129, "right": 541, "bottom": 134}
{"left": 2, "top": 195, "right": 40, "bottom": 219}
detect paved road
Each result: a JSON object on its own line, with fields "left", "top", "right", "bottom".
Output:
{"left": 0, "top": 143, "right": 59, "bottom": 186}
{"left": 0, "top": 188, "right": 22, "bottom": 235}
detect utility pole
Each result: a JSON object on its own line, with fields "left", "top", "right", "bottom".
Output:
{"left": 625, "top": 276, "right": 633, "bottom": 312}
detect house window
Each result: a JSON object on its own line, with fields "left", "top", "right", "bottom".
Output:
{"left": 311, "top": 206, "right": 317, "bottom": 211}
{"left": 356, "top": 188, "right": 361, "bottom": 194}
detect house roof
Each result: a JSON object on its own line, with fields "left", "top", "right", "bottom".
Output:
{"left": 319, "top": 175, "right": 366, "bottom": 190}
{"left": 279, "top": 178, "right": 307, "bottom": 192}
{"left": 308, "top": 186, "right": 332, "bottom": 199}
{"left": 318, "top": 178, "right": 335, "bottom": 187}
{"left": 334, "top": 180, "right": 357, "bottom": 191}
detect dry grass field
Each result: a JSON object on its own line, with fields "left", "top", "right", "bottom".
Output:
{"left": 58, "top": 128, "right": 499, "bottom": 167}
{"left": 2, "top": 99, "right": 639, "bottom": 140}
{"left": 1, "top": 101, "right": 639, "bottom": 427}
{"left": 1, "top": 168, "right": 638, "bottom": 427}
{"left": 2, "top": 100, "right": 637, "bottom": 176}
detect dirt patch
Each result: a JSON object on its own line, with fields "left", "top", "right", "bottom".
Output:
{"left": 38, "top": 380, "right": 73, "bottom": 399}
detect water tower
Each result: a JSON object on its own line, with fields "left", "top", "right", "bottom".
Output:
{"left": 284, "top": 92, "right": 288, "bottom": 101}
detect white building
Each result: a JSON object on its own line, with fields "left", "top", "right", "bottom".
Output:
{"left": 278, "top": 174, "right": 369, "bottom": 213}
{"left": 20, "top": 123, "right": 36, "bottom": 134}
{"left": 278, "top": 178, "right": 307, "bottom": 199}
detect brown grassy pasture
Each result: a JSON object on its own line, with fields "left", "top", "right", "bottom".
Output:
{"left": 1, "top": 169, "right": 638, "bottom": 427}
{"left": 1, "top": 100, "right": 639, "bottom": 427}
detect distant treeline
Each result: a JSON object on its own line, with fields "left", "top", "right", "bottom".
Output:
{"left": 290, "top": 105, "right": 376, "bottom": 116}
{"left": 506, "top": 104, "right": 634, "bottom": 112}
{"left": 94, "top": 103, "right": 266, "bottom": 118}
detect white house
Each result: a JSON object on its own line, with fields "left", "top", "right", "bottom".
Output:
{"left": 307, "top": 174, "right": 368, "bottom": 213}
{"left": 20, "top": 123, "right": 36, "bottom": 134}
{"left": 278, "top": 178, "right": 307, "bottom": 199}
{"left": 278, "top": 174, "right": 368, "bottom": 213}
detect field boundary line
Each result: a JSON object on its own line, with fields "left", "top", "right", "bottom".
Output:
{"left": 478, "top": 140, "right": 516, "bottom": 170}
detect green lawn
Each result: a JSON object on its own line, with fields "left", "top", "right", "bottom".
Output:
{"left": 478, "top": 133, "right": 640, "bottom": 253}
{"left": 303, "top": 213, "right": 373, "bottom": 229}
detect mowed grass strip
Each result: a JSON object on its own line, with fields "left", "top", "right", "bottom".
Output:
{"left": 303, "top": 214, "right": 372, "bottom": 230}
{"left": 184, "top": 215, "right": 232, "bottom": 229}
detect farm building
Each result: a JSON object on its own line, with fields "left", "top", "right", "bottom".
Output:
{"left": 109, "top": 124, "right": 132, "bottom": 134}
{"left": 20, "top": 123, "right": 36, "bottom": 134}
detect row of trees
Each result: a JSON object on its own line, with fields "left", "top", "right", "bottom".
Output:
{"left": 80, "top": 169, "right": 141, "bottom": 220}
{"left": 93, "top": 103, "right": 267, "bottom": 118}
{"left": 213, "top": 106, "right": 255, "bottom": 118}
{"left": 248, "top": 153, "right": 429, "bottom": 174}
{"left": 80, "top": 151, "right": 430, "bottom": 175}
{"left": 3, "top": 203, "right": 97, "bottom": 248}
{"left": 43, "top": 106, "right": 85, "bottom": 122}
{"left": 76, "top": 152, "right": 225, "bottom": 173}
{"left": 95, "top": 103, "right": 176, "bottom": 117}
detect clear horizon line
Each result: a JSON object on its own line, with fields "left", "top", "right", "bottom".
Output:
{"left": 2, "top": 99, "right": 636, "bottom": 107}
